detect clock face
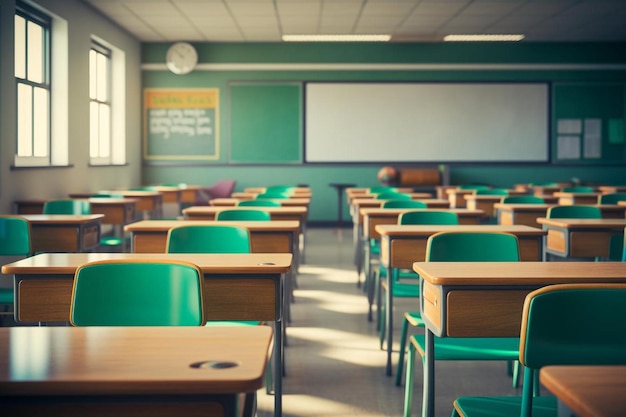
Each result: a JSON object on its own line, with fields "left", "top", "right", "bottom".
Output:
{"left": 166, "top": 42, "right": 198, "bottom": 75}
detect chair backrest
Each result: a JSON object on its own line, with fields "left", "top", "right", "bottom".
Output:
{"left": 376, "top": 192, "right": 412, "bottom": 200}
{"left": 501, "top": 195, "right": 545, "bottom": 204}
{"left": 216, "top": 209, "right": 271, "bottom": 221}
{"left": 457, "top": 184, "right": 490, "bottom": 191}
{"left": 43, "top": 199, "right": 91, "bottom": 215}
{"left": 598, "top": 193, "right": 626, "bottom": 204}
{"left": 238, "top": 199, "right": 282, "bottom": 207}
{"left": 0, "top": 216, "right": 31, "bottom": 256}
{"left": 547, "top": 205, "right": 602, "bottom": 219}
{"left": 561, "top": 186, "right": 595, "bottom": 193}
{"left": 399, "top": 210, "right": 459, "bottom": 226}
{"left": 426, "top": 231, "right": 520, "bottom": 261}
{"left": 70, "top": 259, "right": 205, "bottom": 326}
{"left": 265, "top": 185, "right": 295, "bottom": 194}
{"left": 518, "top": 283, "right": 626, "bottom": 416}
{"left": 256, "top": 191, "right": 290, "bottom": 199}
{"left": 623, "top": 227, "right": 626, "bottom": 262}
{"left": 166, "top": 224, "right": 251, "bottom": 253}
{"left": 475, "top": 188, "right": 509, "bottom": 196}
{"left": 382, "top": 200, "right": 427, "bottom": 209}
{"left": 369, "top": 186, "right": 398, "bottom": 194}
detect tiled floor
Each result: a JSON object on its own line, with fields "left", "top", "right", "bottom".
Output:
{"left": 256, "top": 227, "right": 523, "bottom": 417}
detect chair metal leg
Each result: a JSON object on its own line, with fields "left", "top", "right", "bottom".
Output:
{"left": 403, "top": 340, "right": 415, "bottom": 417}
{"left": 395, "top": 316, "right": 410, "bottom": 386}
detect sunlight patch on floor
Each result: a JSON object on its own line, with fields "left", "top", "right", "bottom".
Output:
{"left": 257, "top": 394, "right": 388, "bottom": 417}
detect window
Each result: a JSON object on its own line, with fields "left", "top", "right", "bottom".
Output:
{"left": 15, "top": 3, "right": 51, "bottom": 166}
{"left": 90, "top": 42, "right": 112, "bottom": 164}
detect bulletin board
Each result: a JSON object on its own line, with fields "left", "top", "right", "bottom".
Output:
{"left": 143, "top": 88, "right": 220, "bottom": 160}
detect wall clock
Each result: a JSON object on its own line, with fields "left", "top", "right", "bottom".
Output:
{"left": 165, "top": 42, "right": 198, "bottom": 75}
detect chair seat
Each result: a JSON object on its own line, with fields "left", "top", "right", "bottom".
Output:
{"left": 404, "top": 311, "right": 424, "bottom": 327}
{"left": 454, "top": 395, "right": 557, "bottom": 417}
{"left": 411, "top": 335, "right": 520, "bottom": 360}
{"left": 99, "top": 236, "right": 124, "bottom": 246}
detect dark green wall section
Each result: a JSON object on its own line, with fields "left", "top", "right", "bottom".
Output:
{"left": 142, "top": 42, "right": 626, "bottom": 222}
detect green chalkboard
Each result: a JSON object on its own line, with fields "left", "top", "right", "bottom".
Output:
{"left": 230, "top": 83, "right": 302, "bottom": 163}
{"left": 553, "top": 83, "right": 626, "bottom": 164}
{"left": 144, "top": 89, "right": 220, "bottom": 160}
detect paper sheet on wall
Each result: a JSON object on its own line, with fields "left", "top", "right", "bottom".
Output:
{"left": 583, "top": 118, "right": 602, "bottom": 159}
{"left": 557, "top": 119, "right": 582, "bottom": 134}
{"left": 557, "top": 135, "right": 581, "bottom": 159}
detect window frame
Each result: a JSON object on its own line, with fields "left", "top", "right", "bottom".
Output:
{"left": 89, "top": 41, "right": 113, "bottom": 165}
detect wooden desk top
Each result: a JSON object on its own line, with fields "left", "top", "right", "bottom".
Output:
{"left": 349, "top": 192, "right": 432, "bottom": 201}
{"left": 0, "top": 326, "right": 272, "bottom": 395}
{"left": 494, "top": 203, "right": 555, "bottom": 210}
{"left": 352, "top": 198, "right": 449, "bottom": 208}
{"left": 541, "top": 366, "right": 626, "bottom": 417}
{"left": 210, "top": 198, "right": 310, "bottom": 207}
{"left": 413, "top": 261, "right": 626, "bottom": 286}
{"left": 553, "top": 191, "right": 600, "bottom": 197}
{"left": 537, "top": 217, "right": 626, "bottom": 229}
{"left": 183, "top": 206, "right": 307, "bottom": 215}
{"left": 599, "top": 185, "right": 626, "bottom": 193}
{"left": 361, "top": 207, "right": 484, "bottom": 218}
{"left": 2, "top": 252, "right": 293, "bottom": 275}
{"left": 124, "top": 220, "right": 300, "bottom": 234}
{"left": 376, "top": 224, "right": 545, "bottom": 238}
{"left": 21, "top": 214, "right": 104, "bottom": 224}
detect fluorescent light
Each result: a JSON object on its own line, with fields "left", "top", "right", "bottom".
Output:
{"left": 444, "top": 34, "right": 525, "bottom": 42}
{"left": 282, "top": 34, "right": 391, "bottom": 42}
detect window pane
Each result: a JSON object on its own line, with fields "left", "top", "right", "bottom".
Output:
{"left": 27, "top": 21, "right": 44, "bottom": 83}
{"left": 96, "top": 52, "right": 108, "bottom": 101}
{"left": 33, "top": 87, "right": 49, "bottom": 157}
{"left": 14, "top": 15, "right": 26, "bottom": 79}
{"left": 99, "top": 104, "right": 111, "bottom": 157}
{"left": 90, "top": 102, "right": 99, "bottom": 157}
{"left": 89, "top": 50, "right": 97, "bottom": 99}
{"left": 17, "top": 83, "right": 33, "bottom": 157}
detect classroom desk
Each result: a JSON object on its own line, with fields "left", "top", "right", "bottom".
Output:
{"left": 0, "top": 326, "right": 272, "bottom": 417}
{"left": 377, "top": 224, "right": 546, "bottom": 376}
{"left": 91, "top": 190, "right": 163, "bottom": 218}
{"left": 346, "top": 187, "right": 415, "bottom": 204}
{"left": 2, "top": 252, "right": 291, "bottom": 417}
{"left": 22, "top": 214, "right": 104, "bottom": 253}
{"left": 15, "top": 198, "right": 138, "bottom": 225}
{"left": 463, "top": 191, "right": 536, "bottom": 220}
{"left": 536, "top": 217, "right": 626, "bottom": 260}
{"left": 210, "top": 197, "right": 311, "bottom": 208}
{"left": 553, "top": 191, "right": 601, "bottom": 205}
{"left": 355, "top": 207, "right": 483, "bottom": 288}
{"left": 599, "top": 185, "right": 626, "bottom": 194}
{"left": 497, "top": 203, "right": 626, "bottom": 228}
{"left": 244, "top": 186, "right": 311, "bottom": 195}
{"left": 444, "top": 189, "right": 475, "bottom": 208}
{"left": 124, "top": 220, "right": 299, "bottom": 255}
{"left": 413, "top": 261, "right": 626, "bottom": 417}
{"left": 540, "top": 365, "right": 626, "bottom": 417}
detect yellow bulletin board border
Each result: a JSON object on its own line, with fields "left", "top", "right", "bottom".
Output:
{"left": 143, "top": 88, "right": 220, "bottom": 160}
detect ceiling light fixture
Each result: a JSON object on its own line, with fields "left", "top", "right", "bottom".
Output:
{"left": 282, "top": 34, "right": 391, "bottom": 42}
{"left": 444, "top": 34, "right": 525, "bottom": 42}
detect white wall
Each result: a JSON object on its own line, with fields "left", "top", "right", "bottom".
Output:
{"left": 0, "top": 0, "right": 142, "bottom": 213}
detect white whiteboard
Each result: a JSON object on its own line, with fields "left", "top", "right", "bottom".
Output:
{"left": 304, "top": 82, "right": 549, "bottom": 162}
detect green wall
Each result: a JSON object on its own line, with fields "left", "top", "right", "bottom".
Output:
{"left": 142, "top": 42, "right": 626, "bottom": 223}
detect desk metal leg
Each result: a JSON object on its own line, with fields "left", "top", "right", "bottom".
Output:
{"left": 385, "top": 268, "right": 393, "bottom": 376}
{"left": 422, "top": 329, "right": 435, "bottom": 417}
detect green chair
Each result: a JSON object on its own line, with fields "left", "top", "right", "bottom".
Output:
{"left": 0, "top": 216, "right": 32, "bottom": 322}
{"left": 452, "top": 283, "right": 626, "bottom": 417}
{"left": 375, "top": 192, "right": 412, "bottom": 200}
{"left": 43, "top": 199, "right": 91, "bottom": 215}
{"left": 216, "top": 209, "right": 271, "bottom": 221}
{"left": 70, "top": 259, "right": 204, "bottom": 326}
{"left": 369, "top": 186, "right": 398, "bottom": 194}
{"left": 167, "top": 224, "right": 251, "bottom": 254}
{"left": 391, "top": 211, "right": 460, "bottom": 386}
{"left": 457, "top": 185, "right": 490, "bottom": 191}
{"left": 403, "top": 231, "right": 522, "bottom": 417}
{"left": 598, "top": 192, "right": 626, "bottom": 204}
{"left": 381, "top": 200, "right": 427, "bottom": 209}
{"left": 547, "top": 205, "right": 601, "bottom": 219}
{"left": 238, "top": 199, "right": 282, "bottom": 207}
{"left": 256, "top": 191, "right": 290, "bottom": 199}
{"left": 501, "top": 195, "right": 545, "bottom": 204}
{"left": 622, "top": 227, "right": 626, "bottom": 262}
{"left": 475, "top": 188, "right": 508, "bottom": 196}
{"left": 561, "top": 186, "right": 595, "bottom": 193}
{"left": 91, "top": 193, "right": 125, "bottom": 199}
{"left": 265, "top": 185, "right": 295, "bottom": 194}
